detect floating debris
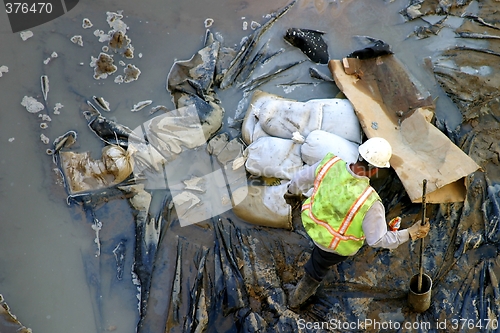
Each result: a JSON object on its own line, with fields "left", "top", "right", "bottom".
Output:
{"left": 91, "top": 218, "right": 102, "bottom": 257}
{"left": 8, "top": 137, "right": 14, "bottom": 142}
{"left": 251, "top": 21, "right": 261, "bottom": 30}
{"left": 39, "top": 114, "right": 52, "bottom": 121}
{"left": 82, "top": 18, "right": 93, "bottom": 29}
{"left": 109, "top": 31, "right": 129, "bottom": 49}
{"left": 119, "top": 60, "right": 126, "bottom": 66}
{"left": 138, "top": 53, "right": 143, "bottom": 58}
{"left": 53, "top": 130, "right": 77, "bottom": 153}
{"left": 53, "top": 103, "right": 64, "bottom": 114}
{"left": 40, "top": 122, "right": 48, "bottom": 129}
{"left": 114, "top": 75, "right": 124, "bottom": 84}
{"left": 40, "top": 133, "right": 50, "bottom": 144}
{"left": 106, "top": 11, "right": 127, "bottom": 33}
{"left": 243, "top": 21, "right": 248, "bottom": 31}
{"left": 131, "top": 100, "right": 152, "bottom": 112}
{"left": 21, "top": 96, "right": 44, "bottom": 113}
{"left": 46, "top": 148, "right": 54, "bottom": 155}
{"left": 0, "top": 65, "right": 8, "bottom": 77}
{"left": 90, "top": 53, "right": 117, "bottom": 79}
{"left": 94, "top": 29, "right": 110, "bottom": 43}
{"left": 123, "top": 64, "right": 141, "bottom": 83}
{"left": 102, "top": 45, "right": 109, "bottom": 52}
{"left": 41, "top": 75, "right": 49, "bottom": 102}
{"left": 183, "top": 176, "right": 205, "bottom": 192}
{"left": 70, "top": 35, "right": 84, "bottom": 47}
{"left": 43, "top": 52, "right": 58, "bottom": 65}
{"left": 149, "top": 105, "right": 169, "bottom": 115}
{"left": 123, "top": 45, "right": 134, "bottom": 59}
{"left": 93, "top": 96, "right": 111, "bottom": 111}
{"left": 205, "top": 18, "right": 214, "bottom": 28}
{"left": 20, "top": 30, "right": 33, "bottom": 41}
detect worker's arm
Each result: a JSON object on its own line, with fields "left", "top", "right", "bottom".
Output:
{"left": 362, "top": 201, "right": 410, "bottom": 249}
{"left": 287, "top": 161, "right": 320, "bottom": 195}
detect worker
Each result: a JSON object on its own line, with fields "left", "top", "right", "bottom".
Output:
{"left": 284, "top": 137, "right": 430, "bottom": 309}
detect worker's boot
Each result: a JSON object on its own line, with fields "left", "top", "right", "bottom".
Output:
{"left": 289, "top": 272, "right": 321, "bottom": 309}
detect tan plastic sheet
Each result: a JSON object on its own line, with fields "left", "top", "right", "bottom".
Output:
{"left": 329, "top": 56, "right": 481, "bottom": 203}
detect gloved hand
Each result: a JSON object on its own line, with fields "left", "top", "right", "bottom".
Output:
{"left": 283, "top": 191, "right": 305, "bottom": 209}
{"left": 407, "top": 218, "right": 430, "bottom": 240}
{"left": 388, "top": 217, "right": 401, "bottom": 231}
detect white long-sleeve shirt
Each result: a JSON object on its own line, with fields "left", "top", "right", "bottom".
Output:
{"left": 288, "top": 161, "right": 409, "bottom": 255}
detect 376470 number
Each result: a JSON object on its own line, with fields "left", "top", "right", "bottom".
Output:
{"left": 5, "top": 2, "right": 53, "bottom": 14}
{"left": 451, "top": 319, "right": 499, "bottom": 330}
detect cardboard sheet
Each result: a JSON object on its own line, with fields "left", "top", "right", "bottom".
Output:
{"left": 329, "top": 56, "right": 481, "bottom": 203}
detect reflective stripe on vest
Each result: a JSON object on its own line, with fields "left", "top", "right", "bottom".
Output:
{"left": 301, "top": 153, "right": 380, "bottom": 256}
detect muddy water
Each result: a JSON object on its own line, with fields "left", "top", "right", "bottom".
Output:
{"left": 0, "top": 0, "right": 482, "bottom": 332}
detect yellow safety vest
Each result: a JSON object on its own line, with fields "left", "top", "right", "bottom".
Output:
{"left": 301, "top": 153, "right": 380, "bottom": 256}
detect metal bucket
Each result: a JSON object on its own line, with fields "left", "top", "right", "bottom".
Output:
{"left": 408, "top": 273, "right": 432, "bottom": 313}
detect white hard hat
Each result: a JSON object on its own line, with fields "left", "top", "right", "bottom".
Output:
{"left": 358, "top": 137, "right": 392, "bottom": 168}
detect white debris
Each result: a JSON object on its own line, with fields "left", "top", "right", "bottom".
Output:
{"left": 93, "top": 96, "right": 110, "bottom": 111}
{"left": 106, "top": 11, "right": 127, "bottom": 33}
{"left": 53, "top": 103, "right": 64, "bottom": 114}
{"left": 82, "top": 18, "right": 93, "bottom": 29}
{"left": 20, "top": 31, "right": 33, "bottom": 41}
{"left": 131, "top": 100, "right": 152, "bottom": 112}
{"left": 8, "top": 138, "right": 14, "bottom": 143}
{"left": 251, "top": 21, "right": 261, "bottom": 30}
{"left": 91, "top": 218, "right": 103, "bottom": 257}
{"left": 204, "top": 18, "right": 214, "bottom": 28}
{"left": 40, "top": 122, "right": 48, "bottom": 129}
{"left": 138, "top": 53, "right": 142, "bottom": 58}
{"left": 114, "top": 75, "right": 124, "bottom": 84}
{"left": 0, "top": 65, "right": 8, "bottom": 77}
{"left": 39, "top": 114, "right": 52, "bottom": 121}
{"left": 94, "top": 29, "right": 110, "bottom": 43}
{"left": 150, "top": 105, "right": 169, "bottom": 115}
{"left": 44, "top": 52, "right": 59, "bottom": 65}
{"left": 119, "top": 60, "right": 126, "bottom": 66}
{"left": 242, "top": 21, "right": 248, "bottom": 31}
{"left": 41, "top": 75, "right": 49, "bottom": 102}
{"left": 183, "top": 176, "right": 205, "bottom": 192}
{"left": 102, "top": 45, "right": 109, "bottom": 52}
{"left": 123, "top": 64, "right": 141, "bottom": 83}
{"left": 70, "top": 35, "right": 84, "bottom": 47}
{"left": 40, "top": 133, "right": 50, "bottom": 144}
{"left": 21, "top": 96, "right": 44, "bottom": 113}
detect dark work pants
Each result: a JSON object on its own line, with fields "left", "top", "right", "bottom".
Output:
{"left": 304, "top": 245, "right": 349, "bottom": 281}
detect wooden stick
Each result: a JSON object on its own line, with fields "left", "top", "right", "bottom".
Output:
{"left": 418, "top": 179, "right": 427, "bottom": 293}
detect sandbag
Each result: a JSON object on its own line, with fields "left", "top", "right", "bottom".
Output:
{"left": 301, "top": 130, "right": 360, "bottom": 165}
{"left": 245, "top": 137, "right": 303, "bottom": 180}
{"left": 246, "top": 90, "right": 362, "bottom": 143}
{"left": 307, "top": 99, "right": 363, "bottom": 143}
{"left": 59, "top": 145, "right": 133, "bottom": 194}
{"left": 232, "top": 183, "right": 292, "bottom": 229}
